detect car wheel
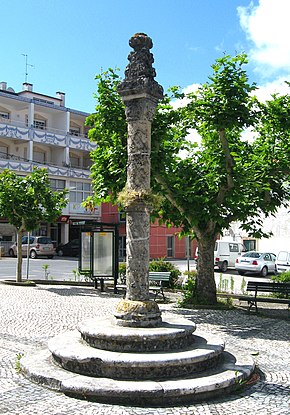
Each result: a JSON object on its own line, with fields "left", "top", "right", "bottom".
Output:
{"left": 219, "top": 261, "right": 228, "bottom": 272}
{"left": 8, "top": 249, "right": 15, "bottom": 257}
{"left": 260, "top": 266, "right": 268, "bottom": 277}
{"left": 30, "top": 250, "right": 37, "bottom": 259}
{"left": 238, "top": 270, "right": 245, "bottom": 276}
{"left": 58, "top": 249, "right": 64, "bottom": 257}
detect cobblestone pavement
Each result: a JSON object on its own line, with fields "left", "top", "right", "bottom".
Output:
{"left": 0, "top": 283, "right": 289, "bottom": 415}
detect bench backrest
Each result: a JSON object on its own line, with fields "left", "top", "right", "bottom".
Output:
{"left": 246, "top": 281, "right": 290, "bottom": 296}
{"left": 149, "top": 271, "right": 171, "bottom": 282}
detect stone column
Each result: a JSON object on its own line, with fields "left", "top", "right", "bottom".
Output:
{"left": 115, "top": 33, "right": 163, "bottom": 327}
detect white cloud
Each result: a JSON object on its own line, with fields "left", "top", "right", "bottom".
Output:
{"left": 238, "top": 0, "right": 290, "bottom": 75}
{"left": 171, "top": 83, "right": 200, "bottom": 109}
{"left": 254, "top": 76, "right": 290, "bottom": 100}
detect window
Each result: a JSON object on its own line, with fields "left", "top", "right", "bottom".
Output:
{"left": 33, "top": 150, "right": 46, "bottom": 163}
{"left": 119, "top": 236, "right": 126, "bottom": 261}
{"left": 83, "top": 156, "right": 92, "bottom": 168}
{"left": 69, "top": 127, "right": 80, "bottom": 136}
{"left": 243, "top": 239, "right": 256, "bottom": 251}
{"left": 49, "top": 179, "right": 65, "bottom": 191}
{"left": 277, "top": 251, "right": 288, "bottom": 261}
{"left": 70, "top": 155, "right": 80, "bottom": 167}
{"left": 0, "top": 111, "right": 9, "bottom": 120}
{"left": 229, "top": 243, "right": 239, "bottom": 252}
{"left": 69, "top": 181, "right": 91, "bottom": 203}
{"left": 119, "top": 211, "right": 126, "bottom": 222}
{"left": 34, "top": 119, "right": 46, "bottom": 130}
{"left": 0, "top": 145, "right": 8, "bottom": 159}
{"left": 166, "top": 236, "right": 174, "bottom": 258}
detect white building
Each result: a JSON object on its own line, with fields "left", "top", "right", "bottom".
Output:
{"left": 0, "top": 81, "right": 100, "bottom": 250}
{"left": 222, "top": 206, "right": 290, "bottom": 255}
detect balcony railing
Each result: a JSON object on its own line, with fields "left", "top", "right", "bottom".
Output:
{"left": 0, "top": 118, "right": 96, "bottom": 150}
{"left": 0, "top": 151, "right": 91, "bottom": 179}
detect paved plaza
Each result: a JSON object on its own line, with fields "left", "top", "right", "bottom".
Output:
{"left": 0, "top": 282, "right": 289, "bottom": 415}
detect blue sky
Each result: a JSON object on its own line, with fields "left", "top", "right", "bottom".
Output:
{"left": 1, "top": 0, "right": 290, "bottom": 113}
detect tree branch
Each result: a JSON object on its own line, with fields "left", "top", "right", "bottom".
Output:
{"left": 155, "top": 173, "right": 193, "bottom": 228}
{"left": 216, "top": 129, "right": 235, "bottom": 205}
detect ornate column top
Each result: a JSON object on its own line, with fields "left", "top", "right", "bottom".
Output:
{"left": 117, "top": 33, "right": 163, "bottom": 100}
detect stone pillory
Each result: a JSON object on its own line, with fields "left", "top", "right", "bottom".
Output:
{"left": 116, "top": 33, "right": 163, "bottom": 327}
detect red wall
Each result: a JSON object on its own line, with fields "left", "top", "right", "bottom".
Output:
{"left": 101, "top": 202, "right": 197, "bottom": 259}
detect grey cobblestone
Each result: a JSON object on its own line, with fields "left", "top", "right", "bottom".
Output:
{"left": 0, "top": 283, "right": 289, "bottom": 414}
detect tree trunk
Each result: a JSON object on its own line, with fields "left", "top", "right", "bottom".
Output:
{"left": 196, "top": 234, "right": 217, "bottom": 305}
{"left": 16, "top": 228, "right": 23, "bottom": 283}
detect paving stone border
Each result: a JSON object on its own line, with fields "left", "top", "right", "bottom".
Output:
{"left": 0, "top": 283, "right": 289, "bottom": 414}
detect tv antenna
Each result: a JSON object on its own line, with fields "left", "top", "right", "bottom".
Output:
{"left": 22, "top": 54, "right": 34, "bottom": 83}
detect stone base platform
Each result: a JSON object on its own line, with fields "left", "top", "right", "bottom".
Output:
{"left": 20, "top": 316, "right": 255, "bottom": 406}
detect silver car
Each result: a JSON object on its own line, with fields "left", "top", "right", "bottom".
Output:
{"left": 9, "top": 236, "right": 55, "bottom": 259}
{"left": 235, "top": 251, "right": 276, "bottom": 277}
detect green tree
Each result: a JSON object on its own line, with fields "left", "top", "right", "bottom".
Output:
{"left": 0, "top": 168, "right": 68, "bottom": 282}
{"left": 86, "top": 56, "right": 290, "bottom": 305}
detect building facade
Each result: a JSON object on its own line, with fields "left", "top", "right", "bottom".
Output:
{"left": 101, "top": 202, "right": 198, "bottom": 262}
{"left": 0, "top": 81, "right": 197, "bottom": 260}
{"left": 0, "top": 81, "right": 100, "bottom": 252}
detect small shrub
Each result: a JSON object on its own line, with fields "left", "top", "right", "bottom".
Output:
{"left": 230, "top": 276, "right": 235, "bottom": 293}
{"left": 241, "top": 277, "right": 246, "bottom": 294}
{"left": 149, "top": 258, "right": 181, "bottom": 288}
{"left": 178, "top": 272, "right": 197, "bottom": 306}
{"left": 272, "top": 271, "right": 290, "bottom": 283}
{"left": 78, "top": 270, "right": 92, "bottom": 282}
{"left": 118, "top": 259, "right": 181, "bottom": 288}
{"left": 118, "top": 262, "right": 126, "bottom": 283}
{"left": 271, "top": 271, "right": 290, "bottom": 298}
{"left": 15, "top": 352, "right": 24, "bottom": 374}
{"left": 42, "top": 264, "right": 50, "bottom": 280}
{"left": 180, "top": 270, "right": 197, "bottom": 288}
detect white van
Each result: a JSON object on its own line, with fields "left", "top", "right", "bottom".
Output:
{"left": 214, "top": 241, "right": 246, "bottom": 272}
{"left": 275, "top": 251, "right": 290, "bottom": 273}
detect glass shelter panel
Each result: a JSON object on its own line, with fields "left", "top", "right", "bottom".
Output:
{"left": 80, "top": 232, "right": 91, "bottom": 271}
{"left": 93, "top": 232, "right": 113, "bottom": 277}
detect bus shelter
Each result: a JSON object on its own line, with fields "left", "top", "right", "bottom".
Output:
{"left": 78, "top": 222, "right": 119, "bottom": 292}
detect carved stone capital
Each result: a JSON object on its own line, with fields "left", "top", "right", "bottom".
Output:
{"left": 123, "top": 96, "right": 159, "bottom": 122}
{"left": 117, "top": 33, "right": 163, "bottom": 101}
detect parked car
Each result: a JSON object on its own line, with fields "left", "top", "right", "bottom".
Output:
{"left": 275, "top": 251, "right": 290, "bottom": 273}
{"left": 9, "top": 236, "right": 55, "bottom": 259}
{"left": 56, "top": 239, "right": 80, "bottom": 257}
{"left": 214, "top": 241, "right": 246, "bottom": 272}
{"left": 235, "top": 251, "right": 276, "bottom": 277}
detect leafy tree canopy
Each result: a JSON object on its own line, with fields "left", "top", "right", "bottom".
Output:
{"left": 0, "top": 168, "right": 68, "bottom": 282}
{"left": 0, "top": 168, "right": 68, "bottom": 232}
{"left": 86, "top": 54, "right": 290, "bottom": 304}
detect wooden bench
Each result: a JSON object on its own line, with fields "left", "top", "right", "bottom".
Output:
{"left": 238, "top": 281, "right": 290, "bottom": 313}
{"left": 116, "top": 271, "right": 171, "bottom": 301}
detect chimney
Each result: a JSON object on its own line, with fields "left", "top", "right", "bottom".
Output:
{"left": 0, "top": 82, "right": 7, "bottom": 91}
{"left": 56, "top": 91, "right": 65, "bottom": 106}
{"left": 22, "top": 82, "right": 33, "bottom": 92}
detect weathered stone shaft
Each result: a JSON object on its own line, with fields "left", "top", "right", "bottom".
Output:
{"left": 116, "top": 33, "right": 163, "bottom": 326}
{"left": 124, "top": 99, "right": 156, "bottom": 300}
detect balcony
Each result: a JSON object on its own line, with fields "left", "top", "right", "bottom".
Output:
{"left": 0, "top": 120, "right": 29, "bottom": 141}
{"left": 0, "top": 151, "right": 91, "bottom": 179}
{"left": 0, "top": 118, "right": 96, "bottom": 151}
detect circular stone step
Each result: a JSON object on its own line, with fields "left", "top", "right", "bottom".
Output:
{"left": 48, "top": 330, "right": 225, "bottom": 380}
{"left": 20, "top": 346, "right": 255, "bottom": 406}
{"left": 78, "top": 316, "right": 196, "bottom": 352}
